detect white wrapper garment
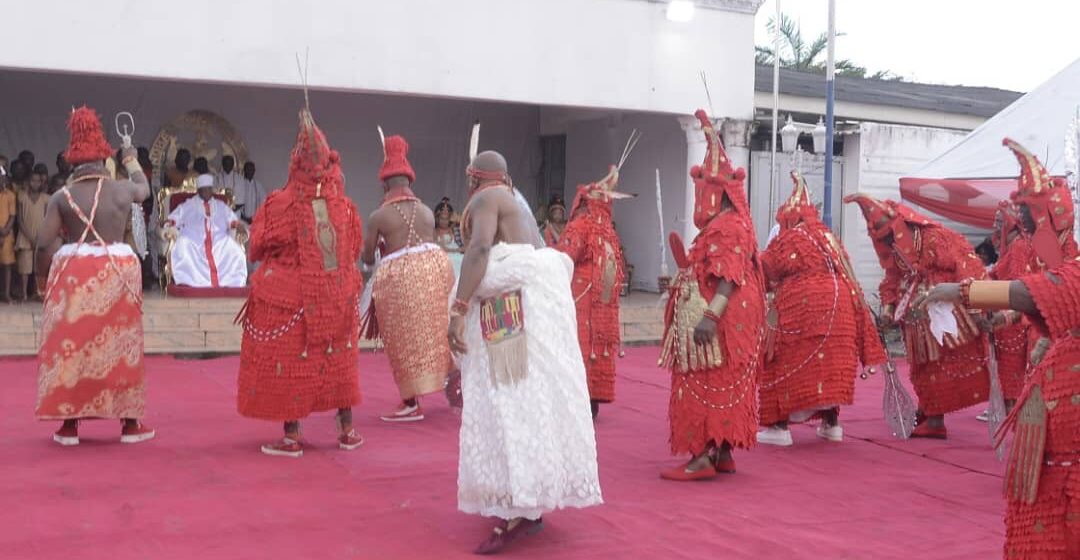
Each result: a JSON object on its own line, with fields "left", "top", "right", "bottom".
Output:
{"left": 457, "top": 243, "right": 602, "bottom": 520}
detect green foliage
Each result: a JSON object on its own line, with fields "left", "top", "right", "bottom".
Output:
{"left": 757, "top": 13, "right": 902, "bottom": 81}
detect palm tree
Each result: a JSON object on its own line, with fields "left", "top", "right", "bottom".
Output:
{"left": 756, "top": 14, "right": 901, "bottom": 81}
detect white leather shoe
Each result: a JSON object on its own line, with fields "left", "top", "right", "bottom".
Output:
{"left": 756, "top": 426, "right": 793, "bottom": 447}
{"left": 816, "top": 424, "right": 843, "bottom": 442}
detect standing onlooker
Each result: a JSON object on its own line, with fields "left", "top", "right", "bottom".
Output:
{"left": 15, "top": 168, "right": 48, "bottom": 300}
{"left": 10, "top": 159, "right": 30, "bottom": 195}
{"left": 17, "top": 150, "right": 34, "bottom": 173}
{"left": 0, "top": 165, "right": 15, "bottom": 303}
{"left": 6, "top": 160, "right": 30, "bottom": 300}
{"left": 235, "top": 161, "right": 265, "bottom": 223}
{"left": 33, "top": 163, "right": 48, "bottom": 180}
{"left": 216, "top": 155, "right": 241, "bottom": 197}
{"left": 53, "top": 152, "right": 72, "bottom": 183}
{"left": 166, "top": 148, "right": 195, "bottom": 187}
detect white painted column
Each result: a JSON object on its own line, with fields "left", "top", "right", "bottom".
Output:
{"left": 721, "top": 118, "right": 761, "bottom": 242}
{"left": 677, "top": 115, "right": 754, "bottom": 244}
{"left": 721, "top": 118, "right": 754, "bottom": 182}
{"left": 678, "top": 115, "right": 708, "bottom": 243}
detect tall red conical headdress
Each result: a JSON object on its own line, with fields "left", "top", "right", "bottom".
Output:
{"left": 690, "top": 109, "right": 749, "bottom": 228}
{"left": 570, "top": 164, "right": 633, "bottom": 218}
{"left": 284, "top": 108, "right": 361, "bottom": 349}
{"left": 777, "top": 170, "right": 819, "bottom": 229}
{"left": 843, "top": 193, "right": 894, "bottom": 240}
{"left": 844, "top": 193, "right": 933, "bottom": 264}
{"left": 1003, "top": 137, "right": 1074, "bottom": 268}
{"left": 379, "top": 135, "right": 416, "bottom": 183}
{"left": 64, "top": 106, "right": 113, "bottom": 166}
{"left": 288, "top": 107, "right": 342, "bottom": 197}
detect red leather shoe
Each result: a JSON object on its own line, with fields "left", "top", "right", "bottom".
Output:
{"left": 53, "top": 422, "right": 79, "bottom": 446}
{"left": 338, "top": 429, "right": 364, "bottom": 451}
{"left": 473, "top": 518, "right": 544, "bottom": 555}
{"left": 120, "top": 422, "right": 156, "bottom": 444}
{"left": 261, "top": 437, "right": 304, "bottom": 458}
{"left": 911, "top": 423, "right": 947, "bottom": 439}
{"left": 660, "top": 462, "right": 718, "bottom": 481}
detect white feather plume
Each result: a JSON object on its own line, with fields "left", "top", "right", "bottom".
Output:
{"left": 469, "top": 121, "right": 481, "bottom": 162}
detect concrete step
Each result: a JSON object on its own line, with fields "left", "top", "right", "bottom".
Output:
{"left": 1, "top": 291, "right": 666, "bottom": 356}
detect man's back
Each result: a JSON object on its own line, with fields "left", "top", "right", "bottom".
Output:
{"left": 56, "top": 177, "right": 141, "bottom": 244}
{"left": 475, "top": 187, "right": 542, "bottom": 248}
{"left": 372, "top": 199, "right": 436, "bottom": 255}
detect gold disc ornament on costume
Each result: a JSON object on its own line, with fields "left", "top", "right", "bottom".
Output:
{"left": 149, "top": 110, "right": 249, "bottom": 175}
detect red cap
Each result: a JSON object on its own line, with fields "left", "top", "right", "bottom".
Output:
{"left": 64, "top": 106, "right": 113, "bottom": 166}
{"left": 379, "top": 135, "right": 416, "bottom": 183}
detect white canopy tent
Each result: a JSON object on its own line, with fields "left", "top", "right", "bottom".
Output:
{"left": 914, "top": 57, "right": 1080, "bottom": 180}
{"left": 898, "top": 57, "right": 1080, "bottom": 231}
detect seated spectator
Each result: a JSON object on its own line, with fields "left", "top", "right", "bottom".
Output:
{"left": 164, "top": 174, "right": 247, "bottom": 288}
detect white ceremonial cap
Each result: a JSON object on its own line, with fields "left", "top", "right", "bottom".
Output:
{"left": 197, "top": 174, "right": 215, "bottom": 188}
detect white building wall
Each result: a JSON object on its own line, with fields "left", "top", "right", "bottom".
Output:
{"left": 0, "top": 71, "right": 542, "bottom": 215}
{"left": 556, "top": 112, "right": 688, "bottom": 291}
{"left": 840, "top": 122, "right": 972, "bottom": 300}
{"left": 1, "top": 0, "right": 759, "bottom": 118}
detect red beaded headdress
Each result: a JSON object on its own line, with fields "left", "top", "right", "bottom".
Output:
{"left": 64, "top": 106, "right": 113, "bottom": 166}
{"left": 776, "top": 171, "right": 819, "bottom": 229}
{"left": 288, "top": 107, "right": 342, "bottom": 195}
{"left": 690, "top": 109, "right": 749, "bottom": 228}
{"left": 379, "top": 135, "right": 416, "bottom": 183}
{"left": 844, "top": 194, "right": 933, "bottom": 263}
{"left": 1003, "top": 137, "right": 1074, "bottom": 268}
{"left": 569, "top": 164, "right": 634, "bottom": 218}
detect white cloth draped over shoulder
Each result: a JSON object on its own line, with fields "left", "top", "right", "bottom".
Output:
{"left": 167, "top": 196, "right": 247, "bottom": 288}
{"left": 457, "top": 243, "right": 602, "bottom": 520}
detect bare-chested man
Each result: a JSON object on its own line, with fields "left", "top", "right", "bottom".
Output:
{"left": 448, "top": 150, "right": 602, "bottom": 555}
{"left": 34, "top": 106, "right": 154, "bottom": 446}
{"left": 361, "top": 134, "right": 456, "bottom": 422}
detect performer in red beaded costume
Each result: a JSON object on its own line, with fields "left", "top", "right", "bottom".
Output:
{"left": 556, "top": 164, "right": 631, "bottom": 418}
{"left": 922, "top": 255, "right": 1080, "bottom": 559}
{"left": 988, "top": 200, "right": 1035, "bottom": 404}
{"left": 756, "top": 171, "right": 887, "bottom": 446}
{"left": 844, "top": 193, "right": 989, "bottom": 438}
{"left": 236, "top": 108, "right": 364, "bottom": 458}
{"left": 657, "top": 109, "right": 766, "bottom": 480}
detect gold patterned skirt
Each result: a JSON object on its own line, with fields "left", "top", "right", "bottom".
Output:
{"left": 372, "top": 244, "right": 455, "bottom": 400}
{"left": 36, "top": 244, "right": 145, "bottom": 420}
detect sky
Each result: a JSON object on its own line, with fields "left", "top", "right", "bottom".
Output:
{"left": 754, "top": 0, "right": 1080, "bottom": 93}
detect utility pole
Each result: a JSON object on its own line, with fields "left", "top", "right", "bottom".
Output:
{"left": 769, "top": 0, "right": 781, "bottom": 219}
{"left": 823, "top": 0, "right": 836, "bottom": 229}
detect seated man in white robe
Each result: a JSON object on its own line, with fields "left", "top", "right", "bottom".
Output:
{"left": 164, "top": 173, "right": 248, "bottom": 287}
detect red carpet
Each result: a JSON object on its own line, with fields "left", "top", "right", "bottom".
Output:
{"left": 2, "top": 348, "right": 1003, "bottom": 560}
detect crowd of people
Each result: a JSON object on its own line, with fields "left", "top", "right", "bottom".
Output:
{"left": 0, "top": 150, "right": 70, "bottom": 302}
{"left": 0, "top": 143, "right": 269, "bottom": 295}
{"left": 20, "top": 100, "right": 1080, "bottom": 558}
